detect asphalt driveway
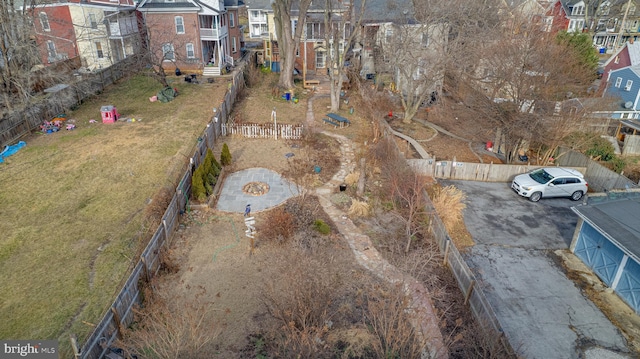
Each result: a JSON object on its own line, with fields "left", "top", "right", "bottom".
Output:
{"left": 442, "top": 180, "right": 630, "bottom": 359}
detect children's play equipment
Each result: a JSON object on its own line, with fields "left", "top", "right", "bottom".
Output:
{"left": 100, "top": 105, "right": 120, "bottom": 124}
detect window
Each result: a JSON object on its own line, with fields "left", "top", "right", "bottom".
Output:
{"left": 421, "top": 33, "right": 429, "bottom": 47}
{"left": 292, "top": 19, "right": 297, "bottom": 36}
{"left": 568, "top": 19, "right": 584, "bottom": 32}
{"left": 89, "top": 13, "right": 98, "bottom": 29}
{"left": 295, "top": 46, "right": 299, "bottom": 57}
{"left": 315, "top": 50, "right": 325, "bottom": 68}
{"left": 162, "top": 43, "right": 175, "bottom": 60}
{"left": 630, "top": 5, "right": 636, "bottom": 15}
{"left": 95, "top": 42, "right": 104, "bottom": 59}
{"left": 46, "top": 41, "right": 56, "bottom": 58}
{"left": 175, "top": 16, "right": 184, "bottom": 34}
{"left": 615, "top": 77, "right": 623, "bottom": 88}
{"left": 39, "top": 12, "right": 50, "bottom": 31}
{"left": 186, "top": 43, "right": 195, "bottom": 58}
{"left": 625, "top": 79, "right": 633, "bottom": 91}
{"left": 572, "top": 5, "right": 584, "bottom": 15}
{"left": 232, "top": 37, "right": 237, "bottom": 53}
{"left": 229, "top": 12, "right": 235, "bottom": 27}
{"left": 385, "top": 28, "right": 393, "bottom": 42}
{"left": 615, "top": 56, "right": 620, "bottom": 64}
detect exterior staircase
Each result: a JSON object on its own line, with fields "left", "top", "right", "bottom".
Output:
{"left": 203, "top": 66, "right": 221, "bottom": 77}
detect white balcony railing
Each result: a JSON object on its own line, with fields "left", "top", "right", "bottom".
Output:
{"left": 200, "top": 26, "right": 227, "bottom": 40}
{"left": 249, "top": 14, "right": 267, "bottom": 23}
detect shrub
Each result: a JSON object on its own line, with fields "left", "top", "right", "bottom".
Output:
{"left": 191, "top": 166, "right": 207, "bottom": 202}
{"left": 585, "top": 137, "right": 615, "bottom": 161}
{"left": 610, "top": 156, "right": 627, "bottom": 173}
{"left": 313, "top": 219, "right": 330, "bottom": 235}
{"left": 259, "top": 207, "right": 295, "bottom": 243}
{"left": 221, "top": 143, "right": 232, "bottom": 166}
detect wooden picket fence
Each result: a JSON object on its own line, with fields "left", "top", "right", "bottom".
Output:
{"left": 222, "top": 122, "right": 303, "bottom": 140}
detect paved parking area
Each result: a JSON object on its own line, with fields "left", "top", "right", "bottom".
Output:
{"left": 443, "top": 180, "right": 630, "bottom": 359}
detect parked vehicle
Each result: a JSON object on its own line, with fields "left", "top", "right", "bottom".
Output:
{"left": 511, "top": 167, "right": 588, "bottom": 202}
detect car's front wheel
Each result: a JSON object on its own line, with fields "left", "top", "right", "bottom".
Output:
{"left": 529, "top": 192, "right": 542, "bottom": 202}
{"left": 571, "top": 191, "right": 583, "bottom": 201}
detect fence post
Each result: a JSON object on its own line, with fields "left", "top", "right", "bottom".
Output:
{"left": 163, "top": 219, "right": 169, "bottom": 247}
{"left": 70, "top": 334, "right": 81, "bottom": 359}
{"left": 443, "top": 240, "right": 450, "bottom": 266}
{"left": 464, "top": 280, "right": 476, "bottom": 305}
{"left": 141, "top": 257, "right": 151, "bottom": 283}
{"left": 110, "top": 307, "right": 124, "bottom": 340}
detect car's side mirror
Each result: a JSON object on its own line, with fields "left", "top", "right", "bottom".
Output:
{"left": 548, "top": 183, "right": 555, "bottom": 187}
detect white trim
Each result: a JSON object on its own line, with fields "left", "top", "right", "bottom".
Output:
{"left": 611, "top": 255, "right": 629, "bottom": 290}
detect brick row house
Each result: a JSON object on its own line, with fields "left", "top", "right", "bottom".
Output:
{"left": 28, "top": 0, "right": 141, "bottom": 70}
{"left": 136, "top": 0, "right": 245, "bottom": 76}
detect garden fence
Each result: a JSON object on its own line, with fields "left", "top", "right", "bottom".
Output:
{"left": 76, "top": 56, "right": 249, "bottom": 359}
{"left": 222, "top": 122, "right": 304, "bottom": 139}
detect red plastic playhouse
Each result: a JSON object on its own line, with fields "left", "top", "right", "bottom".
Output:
{"left": 100, "top": 105, "right": 120, "bottom": 124}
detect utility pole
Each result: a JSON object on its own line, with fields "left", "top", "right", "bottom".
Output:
{"left": 616, "top": 0, "right": 633, "bottom": 50}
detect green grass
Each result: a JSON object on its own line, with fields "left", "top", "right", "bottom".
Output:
{"left": 0, "top": 73, "right": 230, "bottom": 356}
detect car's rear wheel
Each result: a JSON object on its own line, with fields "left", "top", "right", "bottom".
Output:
{"left": 571, "top": 191, "right": 583, "bottom": 201}
{"left": 529, "top": 192, "right": 542, "bottom": 202}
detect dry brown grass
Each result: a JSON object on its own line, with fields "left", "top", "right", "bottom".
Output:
{"left": 428, "top": 184, "right": 474, "bottom": 248}
{"left": 348, "top": 199, "right": 371, "bottom": 218}
{"left": 0, "top": 72, "right": 231, "bottom": 356}
{"left": 344, "top": 171, "right": 360, "bottom": 185}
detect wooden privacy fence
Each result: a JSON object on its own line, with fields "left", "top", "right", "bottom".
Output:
{"left": 76, "top": 57, "right": 249, "bottom": 359}
{"left": 0, "top": 56, "right": 142, "bottom": 148}
{"left": 222, "top": 122, "right": 304, "bottom": 140}
{"left": 555, "top": 148, "right": 638, "bottom": 192}
{"left": 407, "top": 158, "right": 586, "bottom": 183}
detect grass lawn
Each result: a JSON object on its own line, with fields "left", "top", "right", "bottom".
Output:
{"left": 0, "top": 72, "right": 230, "bottom": 355}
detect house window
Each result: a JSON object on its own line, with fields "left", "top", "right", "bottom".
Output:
{"left": 615, "top": 56, "right": 620, "bottom": 64}
{"left": 186, "top": 43, "right": 195, "bottom": 58}
{"left": 46, "top": 41, "right": 56, "bottom": 58}
{"left": 572, "top": 5, "right": 584, "bottom": 15}
{"left": 175, "top": 16, "right": 184, "bottom": 34}
{"left": 385, "top": 28, "right": 393, "bottom": 42}
{"left": 296, "top": 46, "right": 299, "bottom": 57}
{"left": 421, "top": 33, "right": 429, "bottom": 47}
{"left": 625, "top": 80, "right": 633, "bottom": 91}
{"left": 89, "top": 13, "right": 98, "bottom": 29}
{"left": 568, "top": 19, "right": 584, "bottom": 32}
{"left": 316, "top": 50, "right": 325, "bottom": 68}
{"left": 615, "top": 77, "right": 623, "bottom": 88}
{"left": 163, "top": 43, "right": 175, "bottom": 61}
{"left": 630, "top": 5, "right": 636, "bottom": 15}
{"left": 292, "top": 19, "right": 297, "bottom": 36}
{"left": 230, "top": 12, "right": 235, "bottom": 27}
{"left": 39, "top": 12, "right": 50, "bottom": 31}
{"left": 232, "top": 37, "right": 237, "bottom": 53}
{"left": 95, "top": 42, "right": 104, "bottom": 59}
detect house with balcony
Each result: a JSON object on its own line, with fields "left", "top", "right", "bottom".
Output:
{"left": 245, "top": 0, "right": 271, "bottom": 41}
{"left": 28, "top": 0, "right": 141, "bottom": 70}
{"left": 137, "top": 0, "right": 232, "bottom": 76}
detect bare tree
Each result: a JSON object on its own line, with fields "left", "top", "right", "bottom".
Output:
{"left": 1, "top": 0, "right": 46, "bottom": 112}
{"left": 272, "top": 0, "right": 312, "bottom": 90}
{"left": 383, "top": 21, "right": 447, "bottom": 123}
{"left": 138, "top": 15, "right": 191, "bottom": 88}
{"left": 324, "top": 0, "right": 365, "bottom": 112}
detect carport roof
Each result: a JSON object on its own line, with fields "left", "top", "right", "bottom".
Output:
{"left": 572, "top": 197, "right": 640, "bottom": 262}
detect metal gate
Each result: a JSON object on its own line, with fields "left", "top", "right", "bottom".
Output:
{"left": 574, "top": 222, "right": 624, "bottom": 286}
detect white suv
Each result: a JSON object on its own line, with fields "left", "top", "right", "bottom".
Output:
{"left": 511, "top": 167, "right": 588, "bottom": 202}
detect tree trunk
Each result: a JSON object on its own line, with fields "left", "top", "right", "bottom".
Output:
{"left": 357, "top": 158, "right": 366, "bottom": 196}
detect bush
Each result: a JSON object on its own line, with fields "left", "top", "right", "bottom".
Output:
{"left": 221, "top": 143, "right": 232, "bottom": 166}
{"left": 585, "top": 137, "right": 615, "bottom": 161}
{"left": 313, "top": 219, "right": 330, "bottom": 235}
{"left": 191, "top": 166, "right": 207, "bottom": 202}
{"left": 610, "top": 156, "right": 627, "bottom": 173}
{"left": 259, "top": 207, "right": 295, "bottom": 243}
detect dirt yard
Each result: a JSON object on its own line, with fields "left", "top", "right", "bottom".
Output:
{"left": 127, "top": 73, "right": 639, "bottom": 358}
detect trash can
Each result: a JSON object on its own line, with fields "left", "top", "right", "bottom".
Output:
{"left": 314, "top": 165, "right": 321, "bottom": 173}
{"left": 339, "top": 183, "right": 347, "bottom": 191}
{"left": 285, "top": 92, "right": 291, "bottom": 101}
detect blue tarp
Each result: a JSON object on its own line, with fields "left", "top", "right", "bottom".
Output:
{"left": 0, "top": 141, "right": 26, "bottom": 163}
